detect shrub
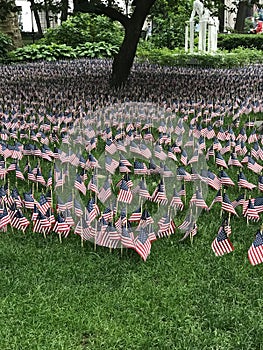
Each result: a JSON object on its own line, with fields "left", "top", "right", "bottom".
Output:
{"left": 218, "top": 33, "right": 263, "bottom": 51}
{"left": 0, "top": 31, "right": 13, "bottom": 60}
{"left": 7, "top": 41, "right": 118, "bottom": 62}
{"left": 149, "top": 13, "right": 187, "bottom": 49}
{"left": 136, "top": 46, "right": 263, "bottom": 68}
{"left": 8, "top": 43, "right": 76, "bottom": 62}
{"left": 40, "top": 13, "right": 124, "bottom": 48}
{"left": 75, "top": 42, "right": 119, "bottom": 58}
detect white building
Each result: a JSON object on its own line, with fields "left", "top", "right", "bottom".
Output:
{"left": 16, "top": 0, "right": 74, "bottom": 33}
{"left": 16, "top": 0, "right": 260, "bottom": 35}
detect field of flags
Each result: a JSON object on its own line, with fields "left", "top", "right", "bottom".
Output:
{"left": 0, "top": 59, "right": 263, "bottom": 263}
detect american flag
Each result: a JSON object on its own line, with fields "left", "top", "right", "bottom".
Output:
{"left": 247, "top": 157, "right": 263, "bottom": 174}
{"left": 139, "top": 143, "right": 151, "bottom": 159}
{"left": 74, "top": 198, "right": 84, "bottom": 217}
{"left": 191, "top": 190, "right": 208, "bottom": 210}
{"left": 10, "top": 209, "right": 30, "bottom": 232}
{"left": 258, "top": 175, "right": 263, "bottom": 192}
{"left": 238, "top": 172, "right": 256, "bottom": 190}
{"left": 219, "top": 170, "right": 235, "bottom": 187}
{"left": 222, "top": 193, "right": 238, "bottom": 216}
{"left": 207, "top": 170, "right": 221, "bottom": 191}
{"left": 231, "top": 193, "right": 245, "bottom": 208}
{"left": 0, "top": 206, "right": 10, "bottom": 229}
{"left": 248, "top": 230, "right": 263, "bottom": 266}
{"left": 121, "top": 226, "right": 135, "bottom": 249}
{"left": 33, "top": 211, "right": 51, "bottom": 234}
{"left": 105, "top": 156, "right": 119, "bottom": 175}
{"left": 253, "top": 197, "right": 263, "bottom": 213}
{"left": 216, "top": 152, "right": 228, "bottom": 169}
{"left": 23, "top": 192, "right": 35, "bottom": 209}
{"left": 74, "top": 174, "right": 87, "bottom": 196}
{"left": 154, "top": 144, "right": 167, "bottom": 161}
{"left": 244, "top": 199, "right": 260, "bottom": 222}
{"left": 228, "top": 153, "right": 242, "bottom": 168}
{"left": 15, "top": 164, "right": 25, "bottom": 181}
{"left": 180, "top": 149, "right": 188, "bottom": 166}
{"left": 38, "top": 194, "right": 50, "bottom": 215}
{"left": 119, "top": 153, "right": 132, "bottom": 167}
{"left": 53, "top": 213, "right": 71, "bottom": 237}
{"left": 87, "top": 174, "right": 99, "bottom": 195}
{"left": 117, "top": 180, "right": 133, "bottom": 204}
{"left": 36, "top": 168, "right": 46, "bottom": 186}
{"left": 135, "top": 227, "right": 151, "bottom": 261}
{"left": 134, "top": 160, "right": 148, "bottom": 175}
{"left": 211, "top": 227, "right": 234, "bottom": 256}
{"left": 98, "top": 178, "right": 112, "bottom": 203}
{"left": 128, "top": 207, "right": 142, "bottom": 222}
{"left": 151, "top": 180, "right": 168, "bottom": 205}
{"left": 138, "top": 180, "right": 151, "bottom": 199}
{"left": 86, "top": 198, "right": 100, "bottom": 224}
{"left": 101, "top": 207, "right": 114, "bottom": 222}
{"left": 119, "top": 161, "right": 131, "bottom": 173}
{"left": 169, "top": 188, "right": 184, "bottom": 211}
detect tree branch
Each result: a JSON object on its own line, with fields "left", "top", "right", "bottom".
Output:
{"left": 74, "top": 1, "right": 130, "bottom": 27}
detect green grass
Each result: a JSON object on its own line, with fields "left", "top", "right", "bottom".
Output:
{"left": 0, "top": 213, "right": 262, "bottom": 349}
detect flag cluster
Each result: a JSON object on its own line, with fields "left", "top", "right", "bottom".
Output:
{"left": 1, "top": 59, "right": 263, "bottom": 261}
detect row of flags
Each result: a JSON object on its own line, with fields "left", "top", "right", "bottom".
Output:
{"left": 1, "top": 182, "right": 263, "bottom": 264}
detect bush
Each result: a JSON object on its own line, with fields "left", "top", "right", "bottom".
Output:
{"left": 40, "top": 13, "right": 124, "bottom": 48}
{"left": 0, "top": 31, "right": 13, "bottom": 61}
{"left": 8, "top": 43, "right": 76, "bottom": 62}
{"left": 149, "top": 12, "right": 188, "bottom": 49}
{"left": 136, "top": 46, "right": 263, "bottom": 68}
{"left": 75, "top": 42, "right": 119, "bottom": 58}
{"left": 7, "top": 41, "right": 118, "bottom": 62}
{"left": 218, "top": 33, "right": 263, "bottom": 51}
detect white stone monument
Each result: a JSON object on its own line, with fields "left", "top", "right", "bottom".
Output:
{"left": 185, "top": 0, "right": 219, "bottom": 53}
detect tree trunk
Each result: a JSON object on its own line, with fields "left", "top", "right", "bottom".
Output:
{"left": 44, "top": 0, "right": 51, "bottom": 28}
{"left": 110, "top": 22, "right": 141, "bottom": 87}
{"left": 73, "top": 0, "right": 156, "bottom": 87}
{"left": 0, "top": 1, "right": 22, "bottom": 48}
{"left": 61, "top": 0, "right": 69, "bottom": 22}
{"left": 235, "top": 1, "right": 252, "bottom": 33}
{"left": 110, "top": 0, "right": 156, "bottom": 87}
{"left": 29, "top": 0, "right": 43, "bottom": 36}
{"left": 218, "top": 0, "right": 225, "bottom": 33}
{"left": 0, "top": 13, "right": 22, "bottom": 48}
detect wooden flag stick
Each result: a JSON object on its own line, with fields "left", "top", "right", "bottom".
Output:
{"left": 80, "top": 219, "right": 84, "bottom": 248}
{"left": 190, "top": 224, "right": 194, "bottom": 246}
{"left": 4, "top": 157, "right": 6, "bottom": 184}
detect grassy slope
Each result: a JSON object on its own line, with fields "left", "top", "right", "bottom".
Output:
{"left": 0, "top": 214, "right": 262, "bottom": 350}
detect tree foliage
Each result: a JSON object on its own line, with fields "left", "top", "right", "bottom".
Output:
{"left": 40, "top": 13, "right": 124, "bottom": 47}
{"left": 0, "top": 0, "right": 18, "bottom": 21}
{"left": 149, "top": 0, "right": 192, "bottom": 49}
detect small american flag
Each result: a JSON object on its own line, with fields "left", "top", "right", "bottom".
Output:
{"left": 117, "top": 180, "right": 133, "bottom": 204}
{"left": 211, "top": 227, "right": 234, "bottom": 256}
{"left": 135, "top": 227, "right": 151, "bottom": 261}
{"left": 248, "top": 230, "right": 263, "bottom": 266}
{"left": 248, "top": 231, "right": 263, "bottom": 266}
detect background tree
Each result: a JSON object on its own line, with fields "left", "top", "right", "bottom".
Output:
{"left": 74, "top": 0, "right": 157, "bottom": 87}
{"left": 149, "top": 0, "right": 192, "bottom": 49}
{"left": 0, "top": 0, "right": 22, "bottom": 47}
{"left": 233, "top": 0, "right": 263, "bottom": 32}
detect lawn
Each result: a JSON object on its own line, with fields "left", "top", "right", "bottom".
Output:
{"left": 0, "top": 216, "right": 262, "bottom": 349}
